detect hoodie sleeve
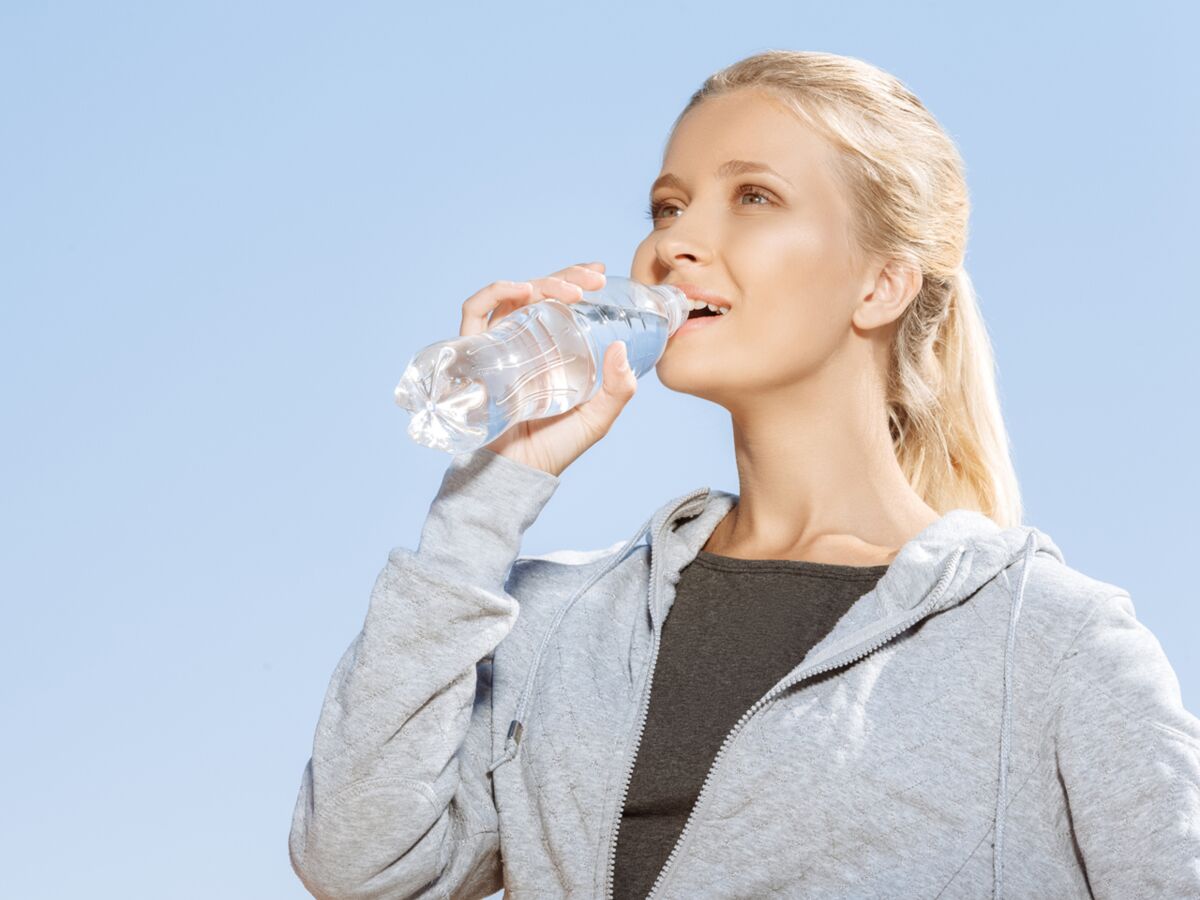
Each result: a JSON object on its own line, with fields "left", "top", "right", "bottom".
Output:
{"left": 1053, "top": 591, "right": 1200, "bottom": 897}
{"left": 288, "top": 447, "right": 561, "bottom": 900}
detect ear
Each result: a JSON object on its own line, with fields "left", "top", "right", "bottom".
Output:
{"left": 852, "top": 259, "right": 923, "bottom": 331}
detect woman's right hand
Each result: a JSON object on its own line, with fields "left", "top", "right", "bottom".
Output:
{"left": 459, "top": 261, "right": 639, "bottom": 478}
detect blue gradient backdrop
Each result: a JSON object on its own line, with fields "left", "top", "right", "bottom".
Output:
{"left": 2, "top": 2, "right": 1196, "bottom": 897}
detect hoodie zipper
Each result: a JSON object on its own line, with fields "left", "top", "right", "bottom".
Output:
{"left": 604, "top": 541, "right": 967, "bottom": 900}
{"left": 600, "top": 490, "right": 706, "bottom": 898}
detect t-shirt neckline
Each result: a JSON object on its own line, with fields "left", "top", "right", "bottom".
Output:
{"left": 692, "top": 549, "right": 892, "bottom": 578}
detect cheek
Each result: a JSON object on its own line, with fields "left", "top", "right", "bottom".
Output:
{"left": 733, "top": 301, "right": 842, "bottom": 383}
{"left": 728, "top": 218, "right": 839, "bottom": 285}
{"left": 730, "top": 228, "right": 849, "bottom": 347}
{"left": 637, "top": 216, "right": 852, "bottom": 389}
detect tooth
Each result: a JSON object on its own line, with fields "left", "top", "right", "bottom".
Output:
{"left": 685, "top": 297, "right": 729, "bottom": 314}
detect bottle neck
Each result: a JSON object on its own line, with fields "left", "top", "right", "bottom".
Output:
{"left": 643, "top": 283, "right": 689, "bottom": 334}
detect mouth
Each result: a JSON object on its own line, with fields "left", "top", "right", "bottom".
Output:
{"left": 663, "top": 283, "right": 733, "bottom": 340}
{"left": 665, "top": 281, "right": 733, "bottom": 322}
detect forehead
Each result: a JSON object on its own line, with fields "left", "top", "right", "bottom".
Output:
{"left": 662, "top": 89, "right": 839, "bottom": 195}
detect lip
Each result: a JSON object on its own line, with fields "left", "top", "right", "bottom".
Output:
{"left": 671, "top": 311, "right": 727, "bottom": 339}
{"left": 666, "top": 282, "right": 733, "bottom": 310}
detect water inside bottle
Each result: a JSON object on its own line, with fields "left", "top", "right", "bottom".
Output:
{"left": 395, "top": 300, "right": 670, "bottom": 453}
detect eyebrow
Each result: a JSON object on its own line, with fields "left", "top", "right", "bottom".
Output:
{"left": 649, "top": 159, "right": 793, "bottom": 196}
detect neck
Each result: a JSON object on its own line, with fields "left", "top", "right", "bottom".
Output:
{"left": 705, "top": 354, "right": 940, "bottom": 565}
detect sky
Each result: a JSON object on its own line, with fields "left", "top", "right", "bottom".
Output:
{"left": 2, "top": 1, "right": 1197, "bottom": 897}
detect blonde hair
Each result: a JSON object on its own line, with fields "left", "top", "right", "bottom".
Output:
{"left": 671, "top": 50, "right": 1023, "bottom": 527}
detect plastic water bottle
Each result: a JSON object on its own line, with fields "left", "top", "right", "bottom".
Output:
{"left": 394, "top": 275, "right": 689, "bottom": 454}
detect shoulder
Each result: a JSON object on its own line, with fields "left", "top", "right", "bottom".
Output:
{"left": 984, "top": 545, "right": 1133, "bottom": 672}
{"left": 1017, "top": 549, "right": 1127, "bottom": 626}
{"left": 1019, "top": 553, "right": 1191, "bottom": 722}
{"left": 1047, "top": 581, "right": 1200, "bottom": 750}
{"left": 1002, "top": 553, "right": 1200, "bottom": 748}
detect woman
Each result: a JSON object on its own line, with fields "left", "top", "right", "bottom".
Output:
{"left": 288, "top": 51, "right": 1200, "bottom": 898}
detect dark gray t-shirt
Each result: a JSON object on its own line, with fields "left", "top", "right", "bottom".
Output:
{"left": 612, "top": 549, "right": 890, "bottom": 899}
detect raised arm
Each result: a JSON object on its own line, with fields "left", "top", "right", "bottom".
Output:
{"left": 288, "top": 448, "right": 560, "bottom": 899}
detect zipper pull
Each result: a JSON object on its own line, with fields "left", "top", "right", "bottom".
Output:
{"left": 487, "top": 719, "right": 523, "bottom": 774}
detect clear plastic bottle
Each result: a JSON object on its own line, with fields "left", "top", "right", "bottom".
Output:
{"left": 393, "top": 275, "right": 689, "bottom": 454}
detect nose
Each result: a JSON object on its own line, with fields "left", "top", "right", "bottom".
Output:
{"left": 654, "top": 224, "right": 712, "bottom": 270}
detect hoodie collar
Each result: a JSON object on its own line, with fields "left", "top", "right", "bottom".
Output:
{"left": 647, "top": 486, "right": 1065, "bottom": 628}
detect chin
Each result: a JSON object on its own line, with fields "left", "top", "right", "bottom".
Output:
{"left": 655, "top": 355, "right": 736, "bottom": 406}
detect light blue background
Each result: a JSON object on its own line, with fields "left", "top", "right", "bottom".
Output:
{"left": 2, "top": 2, "right": 1196, "bottom": 897}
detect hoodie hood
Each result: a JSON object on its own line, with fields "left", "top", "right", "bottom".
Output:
{"left": 654, "top": 487, "right": 1065, "bottom": 621}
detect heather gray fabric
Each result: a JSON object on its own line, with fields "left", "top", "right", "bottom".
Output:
{"left": 288, "top": 447, "right": 1200, "bottom": 899}
{"left": 613, "top": 552, "right": 889, "bottom": 899}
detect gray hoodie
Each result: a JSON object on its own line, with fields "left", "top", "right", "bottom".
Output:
{"left": 288, "top": 447, "right": 1200, "bottom": 899}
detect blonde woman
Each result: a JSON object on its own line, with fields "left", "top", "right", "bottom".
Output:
{"left": 288, "top": 51, "right": 1200, "bottom": 898}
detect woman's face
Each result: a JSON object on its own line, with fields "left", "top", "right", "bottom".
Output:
{"left": 630, "top": 88, "right": 885, "bottom": 408}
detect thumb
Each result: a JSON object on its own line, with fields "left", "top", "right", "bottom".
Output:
{"left": 605, "top": 340, "right": 637, "bottom": 398}
{"left": 579, "top": 340, "right": 637, "bottom": 428}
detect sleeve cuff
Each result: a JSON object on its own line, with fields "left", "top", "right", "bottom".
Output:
{"left": 415, "top": 447, "right": 562, "bottom": 593}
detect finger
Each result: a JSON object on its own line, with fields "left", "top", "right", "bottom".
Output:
{"left": 532, "top": 273, "right": 592, "bottom": 304}
{"left": 574, "top": 340, "right": 637, "bottom": 436}
{"left": 461, "top": 280, "right": 533, "bottom": 337}
{"left": 611, "top": 339, "right": 634, "bottom": 384}
{"left": 542, "top": 263, "right": 607, "bottom": 298}
{"left": 549, "top": 261, "right": 606, "bottom": 279}
{"left": 495, "top": 268, "right": 603, "bottom": 329}
{"left": 599, "top": 340, "right": 637, "bottom": 411}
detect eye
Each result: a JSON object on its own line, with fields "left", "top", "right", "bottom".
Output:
{"left": 644, "top": 199, "right": 680, "bottom": 221}
{"left": 734, "top": 184, "right": 774, "bottom": 207}
{"left": 644, "top": 184, "right": 776, "bottom": 221}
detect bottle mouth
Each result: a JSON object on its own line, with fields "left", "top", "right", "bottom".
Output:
{"left": 649, "top": 283, "right": 690, "bottom": 334}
